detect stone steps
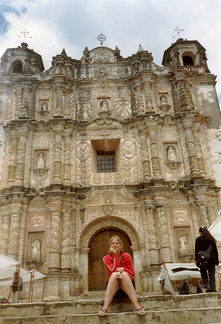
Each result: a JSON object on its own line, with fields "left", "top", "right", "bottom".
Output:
{"left": 0, "top": 293, "right": 221, "bottom": 324}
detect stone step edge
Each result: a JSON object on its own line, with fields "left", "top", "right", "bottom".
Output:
{"left": 2, "top": 306, "right": 221, "bottom": 320}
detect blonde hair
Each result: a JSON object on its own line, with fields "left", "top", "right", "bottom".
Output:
{"left": 109, "top": 235, "right": 123, "bottom": 251}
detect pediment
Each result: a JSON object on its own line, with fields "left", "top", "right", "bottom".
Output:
{"left": 87, "top": 47, "right": 117, "bottom": 63}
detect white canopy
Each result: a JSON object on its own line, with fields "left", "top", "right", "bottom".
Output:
{"left": 209, "top": 214, "right": 221, "bottom": 243}
{"left": 0, "top": 254, "right": 45, "bottom": 286}
{"left": 158, "top": 263, "right": 201, "bottom": 295}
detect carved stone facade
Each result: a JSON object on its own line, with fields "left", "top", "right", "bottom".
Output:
{"left": 0, "top": 39, "right": 220, "bottom": 299}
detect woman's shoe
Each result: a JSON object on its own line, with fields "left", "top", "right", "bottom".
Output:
{"left": 98, "top": 309, "right": 107, "bottom": 316}
{"left": 135, "top": 308, "right": 146, "bottom": 315}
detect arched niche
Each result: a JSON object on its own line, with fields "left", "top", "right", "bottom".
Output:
{"left": 182, "top": 51, "right": 195, "bottom": 66}
{"left": 12, "top": 60, "right": 23, "bottom": 73}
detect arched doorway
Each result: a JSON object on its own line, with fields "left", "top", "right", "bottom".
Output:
{"left": 89, "top": 229, "right": 132, "bottom": 291}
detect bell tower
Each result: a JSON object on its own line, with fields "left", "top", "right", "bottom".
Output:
{"left": 162, "top": 38, "right": 210, "bottom": 73}
{"left": 0, "top": 42, "right": 44, "bottom": 76}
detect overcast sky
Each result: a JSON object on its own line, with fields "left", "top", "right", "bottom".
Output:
{"left": 1, "top": 0, "right": 221, "bottom": 103}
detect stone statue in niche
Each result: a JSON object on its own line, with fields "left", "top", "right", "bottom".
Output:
{"left": 100, "top": 100, "right": 109, "bottom": 113}
{"left": 36, "top": 152, "right": 45, "bottom": 168}
{"left": 179, "top": 236, "right": 189, "bottom": 254}
{"left": 31, "top": 240, "right": 41, "bottom": 262}
{"left": 167, "top": 146, "right": 177, "bottom": 162}
{"left": 160, "top": 95, "right": 168, "bottom": 105}
{"left": 41, "top": 102, "right": 48, "bottom": 111}
{"left": 99, "top": 100, "right": 110, "bottom": 116}
{"left": 159, "top": 95, "right": 171, "bottom": 112}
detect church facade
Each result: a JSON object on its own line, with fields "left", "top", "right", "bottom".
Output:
{"left": 0, "top": 38, "right": 220, "bottom": 299}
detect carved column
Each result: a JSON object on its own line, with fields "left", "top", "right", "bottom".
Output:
{"left": 48, "top": 199, "right": 62, "bottom": 273}
{"left": 61, "top": 200, "right": 71, "bottom": 273}
{"left": 63, "top": 84, "right": 72, "bottom": 117}
{"left": 143, "top": 81, "right": 154, "bottom": 112}
{"left": 139, "top": 132, "right": 151, "bottom": 180}
{"left": 145, "top": 205, "right": 160, "bottom": 265}
{"left": 183, "top": 118, "right": 200, "bottom": 177}
{"left": 7, "top": 131, "right": 19, "bottom": 185}
{"left": 0, "top": 205, "right": 10, "bottom": 254}
{"left": 52, "top": 132, "right": 63, "bottom": 183}
{"left": 78, "top": 136, "right": 87, "bottom": 186}
{"left": 15, "top": 88, "right": 22, "bottom": 119}
{"left": 197, "top": 203, "right": 209, "bottom": 227}
{"left": 54, "top": 84, "right": 63, "bottom": 116}
{"left": 149, "top": 127, "right": 162, "bottom": 178}
{"left": 193, "top": 128, "right": 206, "bottom": 176}
{"left": 155, "top": 202, "right": 172, "bottom": 263}
{"left": 7, "top": 202, "right": 23, "bottom": 260}
{"left": 63, "top": 131, "right": 72, "bottom": 185}
{"left": 15, "top": 129, "right": 28, "bottom": 185}
{"left": 136, "top": 84, "right": 145, "bottom": 114}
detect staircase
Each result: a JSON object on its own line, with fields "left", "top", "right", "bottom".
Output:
{"left": 0, "top": 293, "right": 221, "bottom": 324}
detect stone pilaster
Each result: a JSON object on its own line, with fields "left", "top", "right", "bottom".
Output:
{"left": 0, "top": 205, "right": 10, "bottom": 254}
{"left": 15, "top": 129, "right": 28, "bottom": 185}
{"left": 144, "top": 81, "right": 154, "bottom": 112}
{"left": 52, "top": 132, "right": 63, "bottom": 183}
{"left": 197, "top": 203, "right": 209, "bottom": 227}
{"left": 145, "top": 204, "right": 160, "bottom": 265}
{"left": 7, "top": 202, "right": 23, "bottom": 260}
{"left": 48, "top": 199, "right": 62, "bottom": 273}
{"left": 61, "top": 201, "right": 71, "bottom": 273}
{"left": 63, "top": 131, "right": 72, "bottom": 185}
{"left": 155, "top": 202, "right": 172, "bottom": 263}
{"left": 7, "top": 131, "right": 19, "bottom": 185}
{"left": 139, "top": 132, "right": 151, "bottom": 180}
{"left": 149, "top": 128, "right": 162, "bottom": 178}
{"left": 183, "top": 118, "right": 200, "bottom": 177}
{"left": 193, "top": 128, "right": 206, "bottom": 177}
{"left": 54, "top": 84, "right": 63, "bottom": 116}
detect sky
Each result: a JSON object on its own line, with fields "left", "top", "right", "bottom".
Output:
{"left": 0, "top": 0, "right": 221, "bottom": 103}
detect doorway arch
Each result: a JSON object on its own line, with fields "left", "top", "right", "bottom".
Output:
{"left": 79, "top": 217, "right": 141, "bottom": 294}
{"left": 89, "top": 229, "right": 132, "bottom": 291}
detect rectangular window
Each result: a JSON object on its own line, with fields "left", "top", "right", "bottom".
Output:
{"left": 97, "top": 151, "right": 116, "bottom": 173}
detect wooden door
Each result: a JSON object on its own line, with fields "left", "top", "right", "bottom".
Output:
{"left": 89, "top": 229, "right": 132, "bottom": 291}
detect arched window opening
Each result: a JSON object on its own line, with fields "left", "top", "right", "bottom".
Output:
{"left": 12, "top": 62, "right": 23, "bottom": 73}
{"left": 182, "top": 55, "right": 194, "bottom": 66}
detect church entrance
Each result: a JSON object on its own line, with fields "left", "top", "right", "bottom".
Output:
{"left": 89, "top": 229, "right": 132, "bottom": 291}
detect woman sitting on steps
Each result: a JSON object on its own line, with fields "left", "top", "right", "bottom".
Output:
{"left": 98, "top": 235, "right": 145, "bottom": 316}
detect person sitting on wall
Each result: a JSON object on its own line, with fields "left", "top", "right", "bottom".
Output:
{"left": 98, "top": 235, "right": 145, "bottom": 316}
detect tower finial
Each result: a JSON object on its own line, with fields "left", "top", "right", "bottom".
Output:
{"left": 97, "top": 33, "right": 106, "bottom": 46}
{"left": 18, "top": 29, "right": 32, "bottom": 43}
{"left": 173, "top": 26, "right": 185, "bottom": 39}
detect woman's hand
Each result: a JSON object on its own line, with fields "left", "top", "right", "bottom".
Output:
{"left": 109, "top": 247, "right": 117, "bottom": 254}
{"left": 116, "top": 267, "right": 124, "bottom": 273}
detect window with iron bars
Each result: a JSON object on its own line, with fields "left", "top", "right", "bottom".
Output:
{"left": 97, "top": 151, "right": 116, "bottom": 173}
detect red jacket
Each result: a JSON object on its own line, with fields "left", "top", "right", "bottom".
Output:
{"left": 103, "top": 252, "right": 135, "bottom": 279}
